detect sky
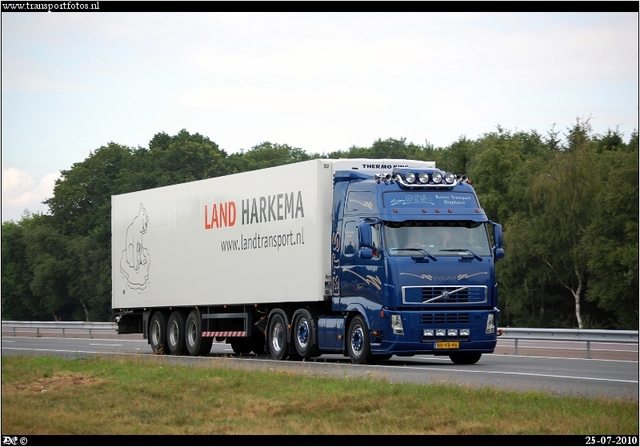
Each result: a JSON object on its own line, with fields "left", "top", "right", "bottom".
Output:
{"left": 2, "top": 10, "right": 638, "bottom": 223}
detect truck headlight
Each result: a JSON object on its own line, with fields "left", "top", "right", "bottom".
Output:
{"left": 485, "top": 314, "right": 495, "bottom": 334}
{"left": 391, "top": 315, "right": 404, "bottom": 335}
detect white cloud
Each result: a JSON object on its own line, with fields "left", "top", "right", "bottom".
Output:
{"left": 2, "top": 168, "right": 61, "bottom": 221}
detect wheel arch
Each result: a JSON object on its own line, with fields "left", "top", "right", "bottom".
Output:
{"left": 342, "top": 304, "right": 371, "bottom": 356}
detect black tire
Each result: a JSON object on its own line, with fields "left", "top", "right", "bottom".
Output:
{"left": 293, "top": 310, "right": 320, "bottom": 359}
{"left": 185, "top": 309, "right": 212, "bottom": 356}
{"left": 149, "top": 311, "right": 169, "bottom": 355}
{"left": 230, "top": 338, "right": 252, "bottom": 355}
{"left": 251, "top": 331, "right": 266, "bottom": 355}
{"left": 347, "top": 315, "right": 372, "bottom": 364}
{"left": 267, "top": 313, "right": 288, "bottom": 360}
{"left": 449, "top": 352, "right": 482, "bottom": 365}
{"left": 167, "top": 310, "right": 187, "bottom": 355}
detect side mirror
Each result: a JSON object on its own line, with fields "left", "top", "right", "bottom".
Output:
{"left": 357, "top": 221, "right": 373, "bottom": 249}
{"left": 492, "top": 223, "right": 504, "bottom": 259}
{"left": 357, "top": 221, "right": 374, "bottom": 260}
{"left": 493, "top": 223, "right": 503, "bottom": 247}
{"left": 359, "top": 248, "right": 373, "bottom": 260}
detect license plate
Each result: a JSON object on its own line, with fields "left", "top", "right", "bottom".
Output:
{"left": 436, "top": 341, "right": 459, "bottom": 349}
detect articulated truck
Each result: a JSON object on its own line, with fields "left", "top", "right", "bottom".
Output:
{"left": 112, "top": 158, "right": 504, "bottom": 364}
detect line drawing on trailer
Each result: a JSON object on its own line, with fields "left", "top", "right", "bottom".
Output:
{"left": 120, "top": 203, "right": 151, "bottom": 291}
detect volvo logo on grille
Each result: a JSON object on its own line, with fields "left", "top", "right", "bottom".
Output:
{"left": 442, "top": 291, "right": 450, "bottom": 299}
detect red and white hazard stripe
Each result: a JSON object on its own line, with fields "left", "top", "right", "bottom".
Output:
{"left": 202, "top": 331, "right": 247, "bottom": 337}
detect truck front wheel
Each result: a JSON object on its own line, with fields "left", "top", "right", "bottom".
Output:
{"left": 347, "top": 315, "right": 372, "bottom": 364}
{"left": 268, "top": 313, "right": 288, "bottom": 360}
{"left": 449, "top": 352, "right": 482, "bottom": 365}
{"left": 167, "top": 311, "right": 187, "bottom": 355}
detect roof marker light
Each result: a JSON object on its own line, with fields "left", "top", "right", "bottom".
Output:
{"left": 418, "top": 172, "right": 429, "bottom": 184}
{"left": 445, "top": 172, "right": 456, "bottom": 184}
{"left": 405, "top": 172, "right": 416, "bottom": 184}
{"left": 432, "top": 172, "right": 443, "bottom": 184}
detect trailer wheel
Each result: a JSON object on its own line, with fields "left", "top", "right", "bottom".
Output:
{"left": 185, "top": 310, "right": 212, "bottom": 356}
{"left": 347, "top": 315, "right": 372, "bottom": 364}
{"left": 149, "top": 311, "right": 169, "bottom": 355}
{"left": 293, "top": 310, "right": 319, "bottom": 359}
{"left": 167, "top": 311, "right": 187, "bottom": 355}
{"left": 449, "top": 352, "right": 482, "bottom": 365}
{"left": 268, "top": 313, "right": 288, "bottom": 360}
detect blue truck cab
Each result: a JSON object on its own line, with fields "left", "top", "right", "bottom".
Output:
{"left": 321, "top": 162, "right": 504, "bottom": 365}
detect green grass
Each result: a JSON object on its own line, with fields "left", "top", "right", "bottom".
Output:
{"left": 1, "top": 355, "right": 637, "bottom": 435}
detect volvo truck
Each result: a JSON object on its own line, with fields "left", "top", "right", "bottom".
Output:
{"left": 112, "top": 158, "right": 504, "bottom": 364}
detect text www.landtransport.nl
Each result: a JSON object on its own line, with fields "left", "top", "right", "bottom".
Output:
{"left": 220, "top": 229, "right": 305, "bottom": 252}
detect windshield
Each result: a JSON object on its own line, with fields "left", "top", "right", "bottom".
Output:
{"left": 383, "top": 221, "right": 491, "bottom": 257}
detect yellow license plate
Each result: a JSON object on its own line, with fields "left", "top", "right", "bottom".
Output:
{"left": 436, "top": 341, "right": 459, "bottom": 349}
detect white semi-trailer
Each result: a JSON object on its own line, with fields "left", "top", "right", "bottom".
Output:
{"left": 112, "top": 158, "right": 504, "bottom": 364}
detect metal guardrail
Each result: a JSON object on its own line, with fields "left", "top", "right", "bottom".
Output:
{"left": 1, "top": 320, "right": 118, "bottom": 339}
{"left": 499, "top": 327, "right": 639, "bottom": 359}
{"left": 2, "top": 322, "right": 638, "bottom": 359}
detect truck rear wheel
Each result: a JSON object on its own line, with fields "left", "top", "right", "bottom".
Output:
{"left": 167, "top": 310, "right": 187, "bottom": 355}
{"left": 268, "top": 313, "right": 288, "bottom": 360}
{"left": 185, "top": 309, "right": 213, "bottom": 356}
{"left": 293, "top": 310, "right": 319, "bottom": 359}
{"left": 347, "top": 315, "right": 372, "bottom": 364}
{"left": 449, "top": 352, "right": 482, "bottom": 365}
{"left": 149, "top": 311, "right": 169, "bottom": 355}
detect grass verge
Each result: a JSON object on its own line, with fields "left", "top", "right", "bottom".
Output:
{"left": 1, "top": 355, "right": 637, "bottom": 435}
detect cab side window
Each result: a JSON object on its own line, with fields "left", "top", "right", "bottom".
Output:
{"left": 343, "top": 221, "right": 357, "bottom": 257}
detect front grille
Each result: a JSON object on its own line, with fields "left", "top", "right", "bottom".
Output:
{"left": 402, "top": 285, "right": 487, "bottom": 305}
{"left": 422, "top": 287, "right": 470, "bottom": 303}
{"left": 421, "top": 313, "right": 470, "bottom": 324}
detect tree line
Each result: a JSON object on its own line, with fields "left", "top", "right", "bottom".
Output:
{"left": 2, "top": 121, "right": 638, "bottom": 329}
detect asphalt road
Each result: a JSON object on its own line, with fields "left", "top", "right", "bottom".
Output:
{"left": 2, "top": 333, "right": 637, "bottom": 401}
